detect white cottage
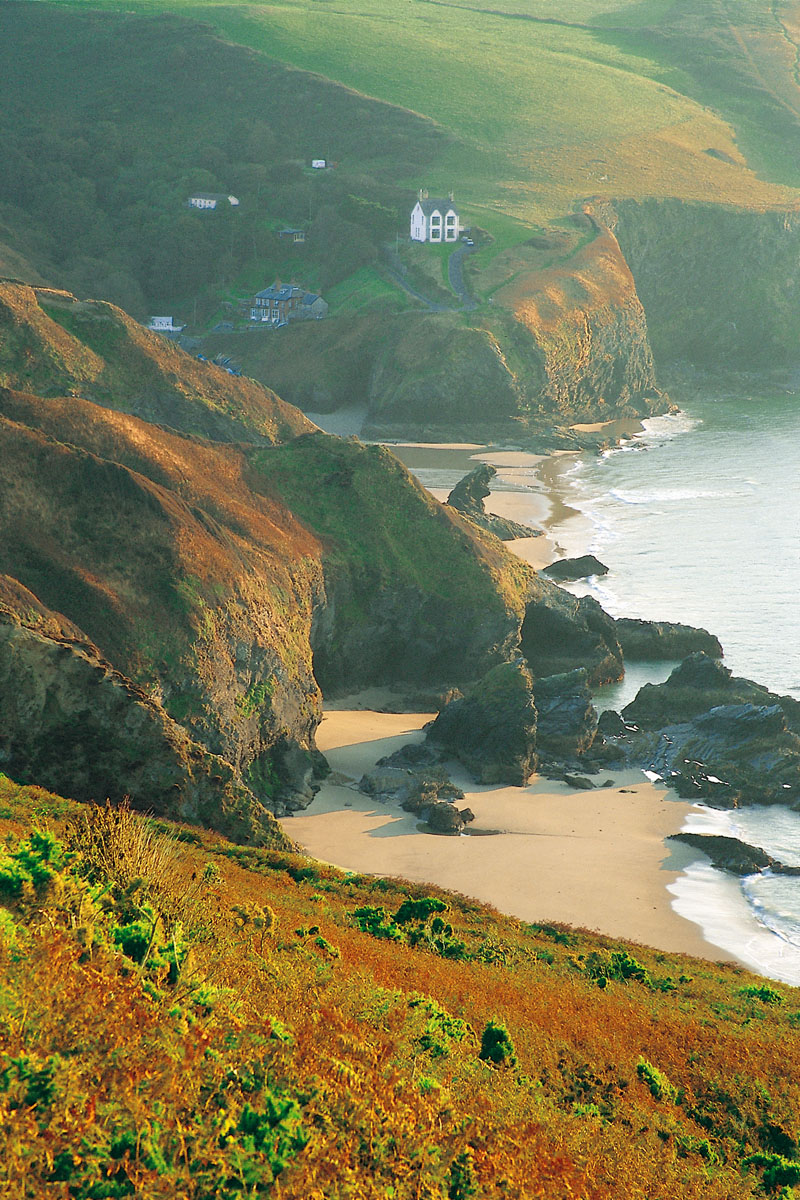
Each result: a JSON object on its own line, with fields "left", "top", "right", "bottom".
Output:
{"left": 410, "top": 190, "right": 460, "bottom": 243}
{"left": 186, "top": 193, "right": 240, "bottom": 211}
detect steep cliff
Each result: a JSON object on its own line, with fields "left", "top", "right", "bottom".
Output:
{"left": 496, "top": 218, "right": 667, "bottom": 424}
{"left": 601, "top": 198, "right": 800, "bottom": 367}
{"left": 0, "top": 597, "right": 291, "bottom": 847}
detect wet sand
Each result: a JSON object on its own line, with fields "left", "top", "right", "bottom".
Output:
{"left": 290, "top": 709, "right": 730, "bottom": 962}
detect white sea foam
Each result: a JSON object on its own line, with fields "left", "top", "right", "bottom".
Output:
{"left": 668, "top": 862, "right": 800, "bottom": 984}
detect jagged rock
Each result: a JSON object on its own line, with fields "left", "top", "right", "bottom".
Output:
{"left": 671, "top": 833, "right": 777, "bottom": 876}
{"left": 522, "top": 591, "right": 623, "bottom": 686}
{"left": 401, "top": 688, "right": 464, "bottom": 712}
{"left": 358, "top": 765, "right": 463, "bottom": 812}
{"left": 377, "top": 743, "right": 443, "bottom": 770}
{"left": 614, "top": 618, "right": 723, "bottom": 661}
{"left": 629, "top": 703, "right": 800, "bottom": 806}
{"left": 562, "top": 774, "right": 596, "bottom": 790}
{"left": 542, "top": 555, "right": 608, "bottom": 582}
{"left": 597, "top": 710, "right": 628, "bottom": 737}
{"left": 623, "top": 653, "right": 800, "bottom": 732}
{"left": 426, "top": 801, "right": 467, "bottom": 834}
{"left": 534, "top": 668, "right": 598, "bottom": 758}
{"left": 447, "top": 464, "right": 537, "bottom": 541}
{"left": 427, "top": 661, "right": 537, "bottom": 785}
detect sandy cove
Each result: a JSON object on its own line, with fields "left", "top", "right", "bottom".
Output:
{"left": 289, "top": 708, "right": 730, "bottom": 963}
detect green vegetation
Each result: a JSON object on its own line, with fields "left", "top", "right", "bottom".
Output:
{"left": 0, "top": 5, "right": 440, "bottom": 317}
{"left": 5, "top": 776, "right": 800, "bottom": 1196}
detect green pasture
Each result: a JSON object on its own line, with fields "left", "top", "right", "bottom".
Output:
{"left": 46, "top": 0, "right": 800, "bottom": 216}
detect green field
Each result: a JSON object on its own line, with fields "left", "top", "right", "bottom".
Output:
{"left": 45, "top": 0, "right": 800, "bottom": 223}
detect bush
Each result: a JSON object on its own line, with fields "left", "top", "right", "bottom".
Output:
{"left": 637, "top": 1058, "right": 677, "bottom": 1104}
{"left": 479, "top": 1021, "right": 517, "bottom": 1067}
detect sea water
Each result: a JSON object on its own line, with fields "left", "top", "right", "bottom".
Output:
{"left": 545, "top": 392, "right": 800, "bottom": 982}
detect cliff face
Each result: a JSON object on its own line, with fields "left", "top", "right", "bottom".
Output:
{"left": 497, "top": 219, "right": 666, "bottom": 424}
{"left": 0, "top": 600, "right": 291, "bottom": 847}
{"left": 603, "top": 198, "right": 800, "bottom": 367}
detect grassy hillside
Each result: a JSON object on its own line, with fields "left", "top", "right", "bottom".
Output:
{"left": 3, "top": 780, "right": 800, "bottom": 1197}
{"left": 44, "top": 0, "right": 800, "bottom": 225}
{"left": 0, "top": 4, "right": 444, "bottom": 316}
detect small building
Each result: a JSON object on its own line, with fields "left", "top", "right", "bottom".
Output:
{"left": 278, "top": 228, "right": 306, "bottom": 244}
{"left": 300, "top": 292, "right": 328, "bottom": 320}
{"left": 311, "top": 159, "right": 327, "bottom": 169}
{"left": 147, "top": 316, "right": 185, "bottom": 333}
{"left": 250, "top": 283, "right": 327, "bottom": 324}
{"left": 410, "top": 189, "right": 460, "bottom": 243}
{"left": 186, "top": 193, "right": 240, "bottom": 211}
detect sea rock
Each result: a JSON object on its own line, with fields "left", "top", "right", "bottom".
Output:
{"left": 623, "top": 653, "right": 800, "bottom": 732}
{"left": 534, "top": 669, "right": 598, "bottom": 758}
{"left": 522, "top": 590, "right": 623, "bottom": 686}
{"left": 541, "top": 555, "right": 609, "bottom": 582}
{"left": 670, "top": 832, "right": 776, "bottom": 875}
{"left": 631, "top": 703, "right": 800, "bottom": 806}
{"left": 446, "top": 463, "right": 536, "bottom": 541}
{"left": 614, "top": 618, "right": 723, "bottom": 661}
{"left": 427, "top": 660, "right": 538, "bottom": 785}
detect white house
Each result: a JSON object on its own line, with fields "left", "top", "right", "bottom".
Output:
{"left": 147, "top": 316, "right": 185, "bottom": 333}
{"left": 311, "top": 159, "right": 327, "bottom": 170}
{"left": 410, "top": 190, "right": 460, "bottom": 243}
{"left": 187, "top": 193, "right": 240, "bottom": 211}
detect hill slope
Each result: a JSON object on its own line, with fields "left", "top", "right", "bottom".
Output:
{"left": 2, "top": 784, "right": 799, "bottom": 1198}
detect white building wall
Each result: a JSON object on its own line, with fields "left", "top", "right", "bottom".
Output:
{"left": 410, "top": 202, "right": 427, "bottom": 242}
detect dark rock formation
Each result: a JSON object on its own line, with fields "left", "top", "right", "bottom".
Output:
{"left": 446, "top": 463, "right": 537, "bottom": 541}
{"left": 542, "top": 555, "right": 608, "bottom": 582}
{"left": 0, "top": 611, "right": 291, "bottom": 847}
{"left": 358, "top": 765, "right": 464, "bottom": 812}
{"left": 534, "top": 669, "right": 598, "bottom": 758}
{"left": 670, "top": 833, "right": 777, "bottom": 876}
{"left": 522, "top": 591, "right": 623, "bottom": 687}
{"left": 426, "top": 801, "right": 474, "bottom": 835}
{"left": 614, "top": 618, "right": 723, "bottom": 661}
{"left": 427, "top": 661, "right": 537, "bottom": 785}
{"left": 623, "top": 653, "right": 800, "bottom": 732}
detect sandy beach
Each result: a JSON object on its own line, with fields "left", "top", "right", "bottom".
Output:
{"left": 290, "top": 708, "right": 729, "bottom": 962}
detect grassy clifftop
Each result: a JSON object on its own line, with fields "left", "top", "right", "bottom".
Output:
{"left": 2, "top": 782, "right": 799, "bottom": 1198}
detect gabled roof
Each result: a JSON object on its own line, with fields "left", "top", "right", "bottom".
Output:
{"left": 255, "top": 284, "right": 301, "bottom": 301}
{"left": 417, "top": 198, "right": 459, "bottom": 217}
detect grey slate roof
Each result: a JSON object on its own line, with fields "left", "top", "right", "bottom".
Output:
{"left": 418, "top": 198, "right": 459, "bottom": 217}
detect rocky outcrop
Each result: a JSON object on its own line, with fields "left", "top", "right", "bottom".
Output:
{"left": 446, "top": 464, "right": 536, "bottom": 541}
{"left": 497, "top": 219, "right": 668, "bottom": 424}
{"left": 670, "top": 833, "right": 783, "bottom": 876}
{"left": 427, "top": 661, "right": 537, "bottom": 785}
{"left": 522, "top": 590, "right": 623, "bottom": 687}
{"left": 358, "top": 764, "right": 464, "bottom": 812}
{"left": 600, "top": 656, "right": 800, "bottom": 807}
{"left": 614, "top": 618, "right": 723, "bottom": 661}
{"left": 542, "top": 555, "right": 608, "bottom": 582}
{"left": 0, "top": 610, "right": 291, "bottom": 847}
{"left": 534, "top": 669, "right": 598, "bottom": 759}
{"left": 623, "top": 654, "right": 800, "bottom": 732}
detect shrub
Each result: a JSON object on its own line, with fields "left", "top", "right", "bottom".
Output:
{"left": 739, "top": 984, "right": 785, "bottom": 1007}
{"left": 637, "top": 1058, "right": 677, "bottom": 1104}
{"left": 479, "top": 1021, "right": 517, "bottom": 1067}
{"left": 744, "top": 1152, "right": 800, "bottom": 1192}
